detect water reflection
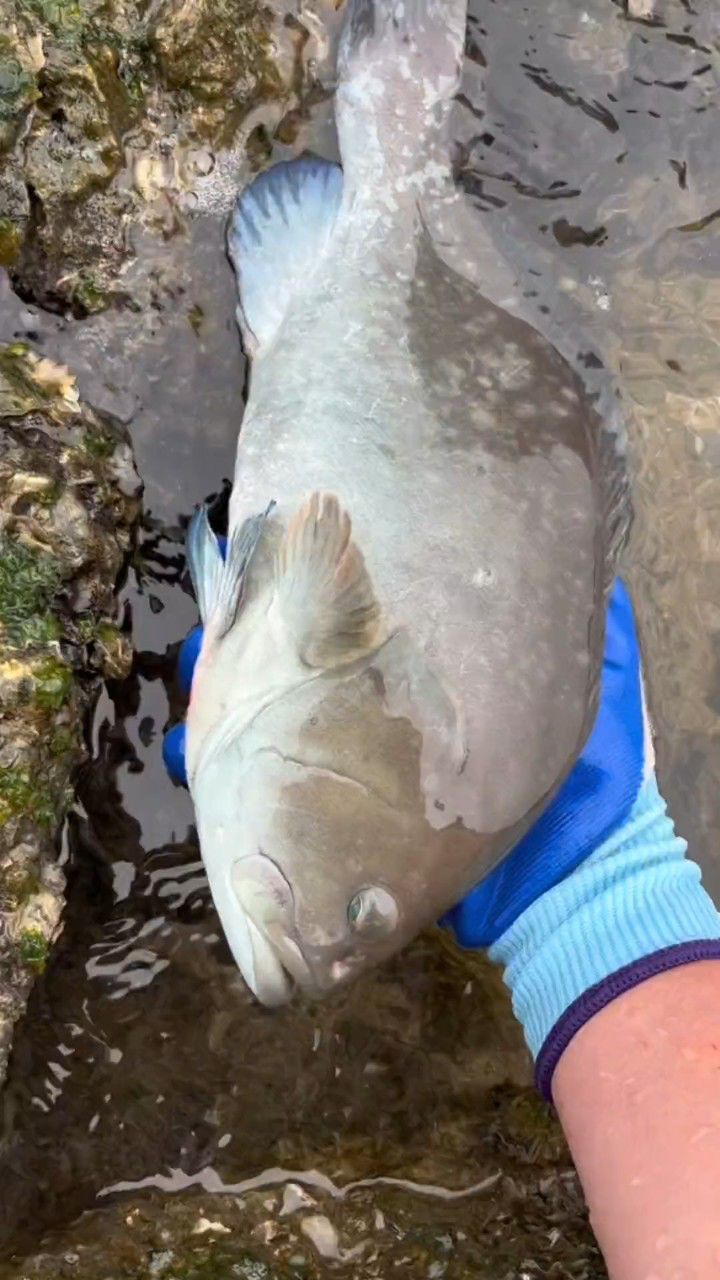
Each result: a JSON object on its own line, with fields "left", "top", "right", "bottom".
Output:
{"left": 0, "top": 0, "right": 719, "bottom": 1267}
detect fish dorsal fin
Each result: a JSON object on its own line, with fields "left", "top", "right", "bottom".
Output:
{"left": 187, "top": 502, "right": 273, "bottom": 635}
{"left": 274, "top": 493, "right": 382, "bottom": 669}
{"left": 227, "top": 156, "right": 344, "bottom": 356}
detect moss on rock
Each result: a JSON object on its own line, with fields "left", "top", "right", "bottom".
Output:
{"left": 0, "top": 763, "right": 57, "bottom": 827}
{"left": 0, "top": 215, "right": 23, "bottom": 265}
{"left": 0, "top": 23, "right": 41, "bottom": 150}
{"left": 0, "top": 341, "right": 141, "bottom": 1084}
{"left": 31, "top": 653, "right": 73, "bottom": 710}
{"left": 0, "top": 538, "right": 61, "bottom": 649}
{"left": 17, "top": 924, "right": 50, "bottom": 971}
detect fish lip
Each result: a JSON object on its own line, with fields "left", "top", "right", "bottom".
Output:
{"left": 259, "top": 919, "right": 316, "bottom": 991}
{"left": 230, "top": 859, "right": 316, "bottom": 1005}
{"left": 239, "top": 910, "right": 354, "bottom": 1005}
{"left": 243, "top": 914, "right": 295, "bottom": 1007}
{"left": 238, "top": 908, "right": 373, "bottom": 1005}
{"left": 244, "top": 919, "right": 333, "bottom": 1006}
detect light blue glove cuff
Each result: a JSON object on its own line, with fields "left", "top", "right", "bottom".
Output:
{"left": 489, "top": 775, "right": 720, "bottom": 1096}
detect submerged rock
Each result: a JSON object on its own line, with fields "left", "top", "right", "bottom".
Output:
{"left": 0, "top": 1131, "right": 603, "bottom": 1278}
{"left": 0, "top": 342, "right": 141, "bottom": 1085}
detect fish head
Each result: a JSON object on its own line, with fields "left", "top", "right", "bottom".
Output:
{"left": 186, "top": 492, "right": 495, "bottom": 1004}
{"left": 191, "top": 631, "right": 481, "bottom": 1006}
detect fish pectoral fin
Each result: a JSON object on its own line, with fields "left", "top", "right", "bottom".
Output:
{"left": 187, "top": 501, "right": 274, "bottom": 635}
{"left": 274, "top": 492, "right": 382, "bottom": 669}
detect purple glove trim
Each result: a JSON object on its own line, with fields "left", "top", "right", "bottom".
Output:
{"left": 535, "top": 939, "right": 720, "bottom": 1102}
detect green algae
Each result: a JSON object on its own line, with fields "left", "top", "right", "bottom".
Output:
{"left": 16, "top": 0, "right": 86, "bottom": 44}
{"left": 18, "top": 925, "right": 50, "bottom": 972}
{"left": 171, "top": 1251, "right": 278, "bottom": 1280}
{"left": 72, "top": 270, "right": 110, "bottom": 314}
{"left": 0, "top": 765, "right": 57, "bottom": 828}
{"left": 0, "top": 216, "right": 23, "bottom": 266}
{"left": 188, "top": 301, "right": 205, "bottom": 334}
{"left": 83, "top": 426, "right": 116, "bottom": 459}
{"left": 0, "top": 343, "right": 53, "bottom": 417}
{"left": 48, "top": 725, "right": 78, "bottom": 758}
{"left": 0, "top": 538, "right": 62, "bottom": 650}
{"left": 0, "top": 45, "right": 37, "bottom": 125}
{"left": 32, "top": 654, "right": 73, "bottom": 711}
{"left": 150, "top": 0, "right": 278, "bottom": 104}
{"left": 2, "top": 0, "right": 290, "bottom": 311}
{"left": 32, "top": 478, "right": 62, "bottom": 507}
{"left": 0, "top": 337, "right": 141, "bottom": 1102}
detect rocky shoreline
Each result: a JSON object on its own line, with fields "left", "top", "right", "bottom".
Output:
{"left": 0, "top": 342, "right": 141, "bottom": 1084}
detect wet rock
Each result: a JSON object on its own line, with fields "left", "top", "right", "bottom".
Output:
{"left": 0, "top": 0, "right": 293, "bottom": 314}
{"left": 0, "top": 16, "right": 43, "bottom": 152}
{"left": 0, "top": 341, "right": 141, "bottom": 1087}
{"left": 0, "top": 1168, "right": 604, "bottom": 1278}
{"left": 0, "top": 174, "right": 29, "bottom": 268}
{"left": 149, "top": 0, "right": 281, "bottom": 108}
{"left": 24, "top": 47, "right": 124, "bottom": 203}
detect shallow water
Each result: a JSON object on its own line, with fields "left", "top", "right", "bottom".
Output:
{"left": 0, "top": 0, "right": 719, "bottom": 1270}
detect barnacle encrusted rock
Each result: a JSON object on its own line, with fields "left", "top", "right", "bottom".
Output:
{"left": 0, "top": 342, "right": 141, "bottom": 1083}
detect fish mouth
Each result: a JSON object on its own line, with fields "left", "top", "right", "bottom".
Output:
{"left": 238, "top": 914, "right": 312, "bottom": 1006}
{"left": 228, "top": 856, "right": 314, "bottom": 1007}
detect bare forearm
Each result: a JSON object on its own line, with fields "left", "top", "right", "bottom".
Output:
{"left": 554, "top": 961, "right": 720, "bottom": 1280}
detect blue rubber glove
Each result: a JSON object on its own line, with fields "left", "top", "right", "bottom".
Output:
{"left": 162, "top": 535, "right": 227, "bottom": 788}
{"left": 164, "top": 574, "right": 720, "bottom": 1099}
{"left": 444, "top": 579, "right": 646, "bottom": 948}
{"left": 441, "top": 580, "right": 720, "bottom": 1100}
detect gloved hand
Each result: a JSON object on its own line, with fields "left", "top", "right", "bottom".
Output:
{"left": 443, "top": 578, "right": 649, "bottom": 948}
{"left": 443, "top": 579, "right": 720, "bottom": 1100}
{"left": 162, "top": 535, "right": 227, "bottom": 788}
{"left": 165, "top": 575, "right": 720, "bottom": 1101}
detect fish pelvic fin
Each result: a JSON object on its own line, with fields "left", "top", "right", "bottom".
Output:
{"left": 187, "top": 502, "right": 274, "bottom": 635}
{"left": 228, "top": 157, "right": 344, "bottom": 356}
{"left": 336, "top": 0, "right": 467, "bottom": 190}
{"left": 275, "top": 492, "right": 382, "bottom": 669}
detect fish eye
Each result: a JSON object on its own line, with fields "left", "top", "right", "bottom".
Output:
{"left": 347, "top": 886, "right": 398, "bottom": 937}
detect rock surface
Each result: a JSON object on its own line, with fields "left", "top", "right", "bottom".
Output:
{"left": 0, "top": 1164, "right": 603, "bottom": 1279}
{"left": 0, "top": 0, "right": 311, "bottom": 1099}
{"left": 0, "top": 342, "right": 141, "bottom": 1084}
{"left": 0, "top": 0, "right": 284, "bottom": 315}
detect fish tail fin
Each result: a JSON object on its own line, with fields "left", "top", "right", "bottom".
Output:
{"left": 228, "top": 156, "right": 344, "bottom": 355}
{"left": 336, "top": 0, "right": 467, "bottom": 189}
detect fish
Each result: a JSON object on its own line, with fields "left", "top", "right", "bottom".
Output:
{"left": 184, "top": 0, "right": 631, "bottom": 1005}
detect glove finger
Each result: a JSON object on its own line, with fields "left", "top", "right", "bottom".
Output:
{"left": 162, "top": 721, "right": 188, "bottom": 786}
{"left": 178, "top": 624, "right": 204, "bottom": 697}
{"left": 442, "top": 578, "right": 646, "bottom": 947}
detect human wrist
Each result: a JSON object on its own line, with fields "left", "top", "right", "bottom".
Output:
{"left": 489, "top": 774, "right": 720, "bottom": 1100}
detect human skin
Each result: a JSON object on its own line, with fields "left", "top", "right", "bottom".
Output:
{"left": 553, "top": 961, "right": 720, "bottom": 1279}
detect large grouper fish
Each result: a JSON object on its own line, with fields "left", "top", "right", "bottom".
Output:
{"left": 184, "top": 0, "right": 631, "bottom": 1005}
